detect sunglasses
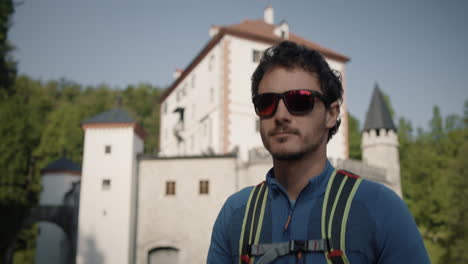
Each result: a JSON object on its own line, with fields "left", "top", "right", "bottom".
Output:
{"left": 252, "top": 89, "right": 328, "bottom": 118}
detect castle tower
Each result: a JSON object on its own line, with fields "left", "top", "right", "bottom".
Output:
{"left": 362, "top": 84, "right": 402, "bottom": 196}
{"left": 76, "top": 107, "right": 145, "bottom": 264}
{"left": 36, "top": 155, "right": 81, "bottom": 264}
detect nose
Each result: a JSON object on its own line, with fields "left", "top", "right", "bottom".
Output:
{"left": 274, "top": 98, "right": 291, "bottom": 122}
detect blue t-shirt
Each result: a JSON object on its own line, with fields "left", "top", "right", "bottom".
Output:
{"left": 207, "top": 160, "right": 430, "bottom": 263}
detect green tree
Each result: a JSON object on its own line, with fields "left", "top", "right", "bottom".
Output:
{"left": 399, "top": 102, "right": 468, "bottom": 263}
{"left": 443, "top": 131, "right": 468, "bottom": 262}
{"left": 347, "top": 112, "right": 361, "bottom": 160}
{"left": 429, "top": 106, "right": 444, "bottom": 140}
{"left": 0, "top": 79, "right": 44, "bottom": 264}
{"left": 0, "top": 0, "right": 16, "bottom": 99}
{"left": 121, "top": 83, "right": 162, "bottom": 153}
{"left": 33, "top": 102, "right": 84, "bottom": 174}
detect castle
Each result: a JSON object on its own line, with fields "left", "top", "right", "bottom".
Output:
{"left": 34, "top": 6, "right": 401, "bottom": 264}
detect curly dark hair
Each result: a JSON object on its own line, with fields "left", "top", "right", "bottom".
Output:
{"left": 251, "top": 41, "right": 343, "bottom": 141}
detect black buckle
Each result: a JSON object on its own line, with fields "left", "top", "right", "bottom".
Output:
{"left": 289, "top": 240, "right": 308, "bottom": 252}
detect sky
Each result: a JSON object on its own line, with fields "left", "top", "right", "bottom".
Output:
{"left": 9, "top": 0, "right": 468, "bottom": 130}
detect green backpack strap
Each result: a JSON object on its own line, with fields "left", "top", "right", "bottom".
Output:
{"left": 239, "top": 181, "right": 269, "bottom": 264}
{"left": 321, "top": 169, "right": 362, "bottom": 264}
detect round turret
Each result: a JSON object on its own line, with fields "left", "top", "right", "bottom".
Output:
{"left": 361, "top": 85, "right": 402, "bottom": 196}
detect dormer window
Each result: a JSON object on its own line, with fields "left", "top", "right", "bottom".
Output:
{"left": 253, "top": 50, "right": 262, "bottom": 63}
{"left": 274, "top": 21, "right": 289, "bottom": 39}
{"left": 208, "top": 55, "right": 215, "bottom": 71}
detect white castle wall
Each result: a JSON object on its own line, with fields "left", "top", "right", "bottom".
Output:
{"left": 326, "top": 59, "right": 348, "bottom": 160}
{"left": 159, "top": 34, "right": 349, "bottom": 162}
{"left": 39, "top": 173, "right": 80, "bottom": 205}
{"left": 159, "top": 44, "right": 223, "bottom": 157}
{"left": 76, "top": 126, "right": 143, "bottom": 264}
{"left": 36, "top": 172, "right": 80, "bottom": 264}
{"left": 362, "top": 128, "right": 402, "bottom": 196}
{"left": 227, "top": 36, "right": 271, "bottom": 161}
{"left": 136, "top": 156, "right": 238, "bottom": 264}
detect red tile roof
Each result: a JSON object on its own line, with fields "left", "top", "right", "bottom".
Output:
{"left": 160, "top": 19, "right": 349, "bottom": 102}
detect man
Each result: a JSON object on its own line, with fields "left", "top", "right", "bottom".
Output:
{"left": 207, "top": 41, "right": 429, "bottom": 263}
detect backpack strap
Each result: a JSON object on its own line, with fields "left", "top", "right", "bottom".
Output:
{"left": 238, "top": 169, "right": 362, "bottom": 264}
{"left": 239, "top": 181, "right": 269, "bottom": 264}
{"left": 321, "top": 169, "right": 362, "bottom": 264}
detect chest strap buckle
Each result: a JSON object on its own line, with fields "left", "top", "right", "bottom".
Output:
{"left": 289, "top": 240, "right": 308, "bottom": 252}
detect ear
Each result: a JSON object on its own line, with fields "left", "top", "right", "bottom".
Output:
{"left": 325, "top": 101, "right": 340, "bottom": 129}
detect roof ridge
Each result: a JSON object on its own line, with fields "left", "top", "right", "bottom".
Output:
{"left": 82, "top": 107, "right": 135, "bottom": 125}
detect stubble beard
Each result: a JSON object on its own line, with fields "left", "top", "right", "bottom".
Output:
{"left": 262, "top": 130, "right": 325, "bottom": 161}
{"left": 270, "top": 140, "right": 321, "bottom": 161}
{"left": 260, "top": 120, "right": 328, "bottom": 162}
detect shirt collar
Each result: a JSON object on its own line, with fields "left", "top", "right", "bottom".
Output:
{"left": 266, "top": 160, "right": 335, "bottom": 198}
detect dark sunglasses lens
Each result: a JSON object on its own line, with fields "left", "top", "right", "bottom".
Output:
{"left": 284, "top": 90, "right": 315, "bottom": 113}
{"left": 254, "top": 94, "right": 277, "bottom": 117}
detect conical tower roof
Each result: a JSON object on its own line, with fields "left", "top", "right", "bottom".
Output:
{"left": 363, "top": 84, "right": 397, "bottom": 132}
{"left": 41, "top": 156, "right": 81, "bottom": 175}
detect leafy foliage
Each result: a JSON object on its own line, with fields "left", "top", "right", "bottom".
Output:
{"left": 400, "top": 103, "right": 468, "bottom": 263}
{"left": 348, "top": 112, "right": 361, "bottom": 160}
{"left": 0, "top": 0, "right": 16, "bottom": 99}
{"left": 0, "top": 75, "right": 162, "bottom": 263}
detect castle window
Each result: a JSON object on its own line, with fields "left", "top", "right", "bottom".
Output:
{"left": 210, "top": 86, "right": 214, "bottom": 102}
{"left": 102, "top": 179, "right": 111, "bottom": 190}
{"left": 166, "top": 181, "right": 176, "bottom": 196}
{"left": 253, "top": 50, "right": 262, "bottom": 63}
{"left": 208, "top": 55, "right": 215, "bottom": 71}
{"left": 199, "top": 180, "right": 209, "bottom": 194}
{"left": 105, "top": 145, "right": 111, "bottom": 154}
{"left": 191, "top": 74, "right": 196, "bottom": 88}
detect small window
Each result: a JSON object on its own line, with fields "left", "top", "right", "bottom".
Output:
{"left": 255, "top": 119, "right": 260, "bottom": 132}
{"left": 163, "top": 102, "right": 167, "bottom": 114}
{"left": 199, "top": 180, "right": 209, "bottom": 194}
{"left": 166, "top": 181, "right": 176, "bottom": 196}
{"left": 253, "top": 50, "right": 262, "bottom": 63}
{"left": 105, "top": 145, "right": 111, "bottom": 154}
{"left": 191, "top": 75, "right": 196, "bottom": 88}
{"left": 176, "top": 90, "right": 182, "bottom": 102}
{"left": 281, "top": 30, "right": 286, "bottom": 39}
{"left": 102, "top": 179, "right": 111, "bottom": 190}
{"left": 182, "top": 83, "right": 187, "bottom": 96}
{"left": 210, "top": 87, "right": 214, "bottom": 102}
{"left": 208, "top": 55, "right": 215, "bottom": 71}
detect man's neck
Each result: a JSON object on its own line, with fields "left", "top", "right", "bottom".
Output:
{"left": 272, "top": 149, "right": 327, "bottom": 201}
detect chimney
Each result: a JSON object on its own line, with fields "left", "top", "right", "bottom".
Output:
{"left": 209, "top": 25, "right": 219, "bottom": 37}
{"left": 264, "top": 5, "right": 274, "bottom": 24}
{"left": 173, "top": 69, "right": 183, "bottom": 79}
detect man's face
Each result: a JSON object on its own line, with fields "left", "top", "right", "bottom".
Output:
{"left": 257, "top": 67, "right": 339, "bottom": 160}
